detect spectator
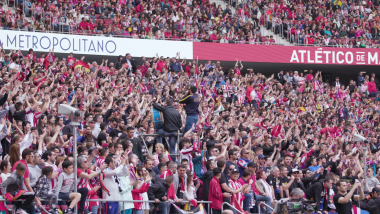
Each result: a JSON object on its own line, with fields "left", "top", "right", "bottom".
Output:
{"left": 333, "top": 179, "right": 365, "bottom": 214}
{"left": 153, "top": 98, "right": 182, "bottom": 161}
{"left": 305, "top": 177, "right": 334, "bottom": 212}
{"left": 179, "top": 86, "right": 200, "bottom": 133}
{"left": 1, "top": 162, "right": 36, "bottom": 214}
{"left": 53, "top": 160, "right": 88, "bottom": 214}
{"left": 101, "top": 154, "right": 128, "bottom": 214}
{"left": 148, "top": 176, "right": 173, "bottom": 214}
{"left": 209, "top": 168, "right": 232, "bottom": 214}
{"left": 34, "top": 166, "right": 59, "bottom": 214}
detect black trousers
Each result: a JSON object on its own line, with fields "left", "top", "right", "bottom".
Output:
{"left": 211, "top": 208, "right": 221, "bottom": 214}
{"left": 77, "top": 187, "right": 89, "bottom": 212}
{"left": 13, "top": 193, "right": 35, "bottom": 210}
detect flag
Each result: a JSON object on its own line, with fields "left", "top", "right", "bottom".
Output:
{"left": 170, "top": 202, "right": 206, "bottom": 214}
{"left": 73, "top": 60, "right": 90, "bottom": 73}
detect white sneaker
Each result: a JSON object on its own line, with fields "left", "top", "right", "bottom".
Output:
{"left": 10, "top": 206, "right": 17, "bottom": 214}
{"left": 16, "top": 209, "right": 28, "bottom": 214}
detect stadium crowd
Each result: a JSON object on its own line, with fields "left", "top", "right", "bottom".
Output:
{"left": 0, "top": 43, "right": 380, "bottom": 214}
{"left": 1, "top": 0, "right": 380, "bottom": 46}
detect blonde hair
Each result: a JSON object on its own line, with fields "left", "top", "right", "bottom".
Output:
{"left": 155, "top": 143, "right": 165, "bottom": 154}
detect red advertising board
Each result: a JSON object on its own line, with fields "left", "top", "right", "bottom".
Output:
{"left": 193, "top": 43, "right": 380, "bottom": 65}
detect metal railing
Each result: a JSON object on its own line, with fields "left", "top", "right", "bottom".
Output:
{"left": 257, "top": 201, "right": 274, "bottom": 214}
{"left": 140, "top": 130, "right": 183, "bottom": 157}
{"left": 221, "top": 202, "right": 244, "bottom": 214}
{"left": 0, "top": 198, "right": 212, "bottom": 214}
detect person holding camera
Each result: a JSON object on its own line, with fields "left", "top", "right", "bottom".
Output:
{"left": 272, "top": 188, "right": 312, "bottom": 214}
{"left": 359, "top": 187, "right": 380, "bottom": 214}
{"left": 333, "top": 179, "right": 365, "bottom": 214}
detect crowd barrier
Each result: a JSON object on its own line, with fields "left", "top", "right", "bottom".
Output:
{"left": 0, "top": 195, "right": 373, "bottom": 214}
{"left": 0, "top": 198, "right": 212, "bottom": 214}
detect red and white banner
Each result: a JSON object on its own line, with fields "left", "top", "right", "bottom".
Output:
{"left": 193, "top": 43, "right": 380, "bottom": 66}
{"left": 2, "top": 30, "right": 380, "bottom": 65}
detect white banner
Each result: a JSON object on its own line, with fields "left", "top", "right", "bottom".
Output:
{"left": 0, "top": 30, "right": 193, "bottom": 58}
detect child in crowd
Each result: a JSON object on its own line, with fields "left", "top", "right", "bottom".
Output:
{"left": 34, "top": 166, "right": 59, "bottom": 214}
{"left": 0, "top": 163, "right": 36, "bottom": 214}
{"left": 179, "top": 138, "right": 199, "bottom": 171}
{"left": 131, "top": 176, "right": 151, "bottom": 214}
{"left": 53, "top": 160, "right": 89, "bottom": 214}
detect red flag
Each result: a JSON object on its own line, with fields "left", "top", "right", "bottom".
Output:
{"left": 73, "top": 60, "right": 90, "bottom": 73}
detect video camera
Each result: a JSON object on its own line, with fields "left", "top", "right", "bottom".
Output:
{"left": 278, "top": 198, "right": 315, "bottom": 214}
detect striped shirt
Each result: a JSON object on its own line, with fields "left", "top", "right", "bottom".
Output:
{"left": 222, "top": 84, "right": 232, "bottom": 97}
{"left": 96, "top": 157, "right": 105, "bottom": 168}
{"left": 228, "top": 179, "right": 244, "bottom": 208}
{"left": 45, "top": 162, "right": 59, "bottom": 188}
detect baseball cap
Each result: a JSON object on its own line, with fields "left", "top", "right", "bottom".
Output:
{"left": 247, "top": 162, "right": 257, "bottom": 168}
{"left": 258, "top": 154, "right": 267, "bottom": 160}
{"left": 242, "top": 135, "right": 249, "bottom": 140}
{"left": 231, "top": 168, "right": 239, "bottom": 174}
{"left": 291, "top": 169, "right": 299, "bottom": 174}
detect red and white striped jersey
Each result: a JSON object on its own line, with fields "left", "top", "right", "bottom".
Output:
{"left": 45, "top": 163, "right": 59, "bottom": 189}
{"left": 237, "top": 94, "right": 245, "bottom": 105}
{"left": 228, "top": 179, "right": 244, "bottom": 208}
{"left": 222, "top": 84, "right": 232, "bottom": 97}
{"left": 96, "top": 157, "right": 105, "bottom": 168}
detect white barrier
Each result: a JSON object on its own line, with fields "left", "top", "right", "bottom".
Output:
{"left": 0, "top": 30, "right": 194, "bottom": 59}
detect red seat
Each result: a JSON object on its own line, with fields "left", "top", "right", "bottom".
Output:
{"left": 60, "top": 205, "right": 68, "bottom": 211}
{"left": 104, "top": 19, "right": 112, "bottom": 25}
{"left": 260, "top": 15, "right": 264, "bottom": 25}
{"left": 41, "top": 205, "right": 50, "bottom": 214}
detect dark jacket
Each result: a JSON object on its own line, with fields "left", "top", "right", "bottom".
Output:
{"left": 358, "top": 75, "right": 365, "bottom": 86}
{"left": 130, "top": 137, "right": 144, "bottom": 162}
{"left": 374, "top": 77, "right": 380, "bottom": 89}
{"left": 289, "top": 179, "right": 306, "bottom": 193}
{"left": 302, "top": 172, "right": 320, "bottom": 189}
{"left": 202, "top": 169, "right": 214, "bottom": 201}
{"left": 115, "top": 56, "right": 124, "bottom": 70}
{"left": 152, "top": 103, "right": 182, "bottom": 132}
{"left": 148, "top": 178, "right": 170, "bottom": 201}
{"left": 360, "top": 195, "right": 380, "bottom": 214}
{"left": 121, "top": 58, "right": 137, "bottom": 72}
{"left": 179, "top": 94, "right": 200, "bottom": 116}
{"left": 305, "top": 179, "right": 329, "bottom": 210}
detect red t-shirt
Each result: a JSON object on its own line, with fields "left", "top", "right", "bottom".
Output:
{"left": 12, "top": 160, "right": 29, "bottom": 179}
{"left": 88, "top": 23, "right": 96, "bottom": 30}
{"left": 67, "top": 57, "right": 76, "bottom": 64}
{"left": 156, "top": 60, "right": 166, "bottom": 72}
{"left": 33, "top": 77, "right": 47, "bottom": 86}
{"left": 79, "top": 21, "right": 88, "bottom": 30}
